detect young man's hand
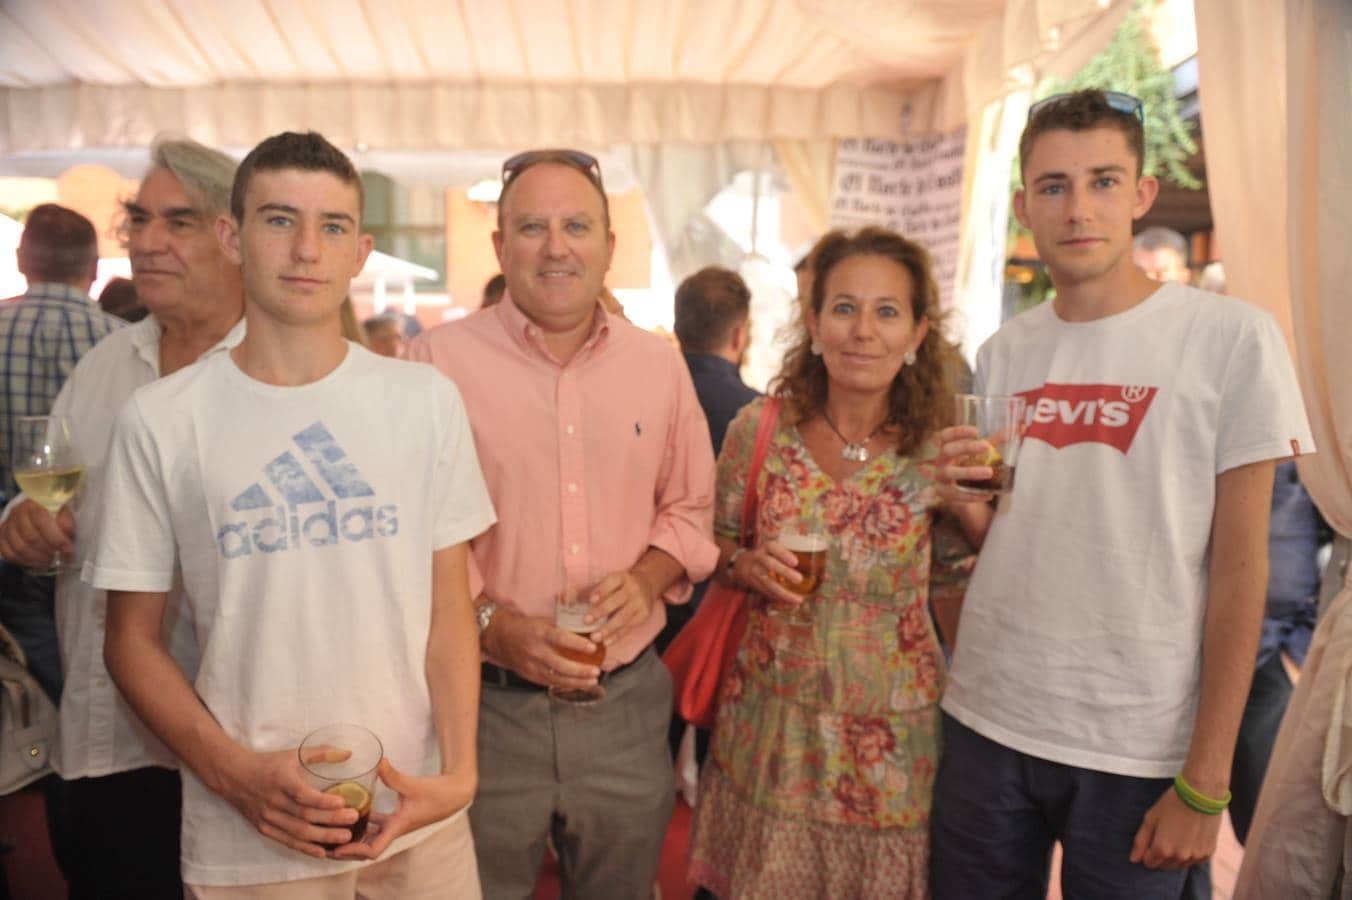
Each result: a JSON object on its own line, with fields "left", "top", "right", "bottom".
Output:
{"left": 1129, "top": 787, "right": 1222, "bottom": 869}
{"left": 334, "top": 760, "right": 476, "bottom": 860}
{"left": 218, "top": 747, "right": 358, "bottom": 858}
{"left": 934, "top": 425, "right": 997, "bottom": 506}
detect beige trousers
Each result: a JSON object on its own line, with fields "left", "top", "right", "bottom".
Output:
{"left": 186, "top": 813, "right": 480, "bottom": 900}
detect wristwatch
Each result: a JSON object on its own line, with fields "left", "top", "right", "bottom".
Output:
{"left": 725, "top": 547, "right": 748, "bottom": 583}
{"left": 475, "top": 600, "right": 499, "bottom": 635}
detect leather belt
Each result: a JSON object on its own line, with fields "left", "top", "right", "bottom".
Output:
{"left": 480, "top": 646, "right": 651, "bottom": 691}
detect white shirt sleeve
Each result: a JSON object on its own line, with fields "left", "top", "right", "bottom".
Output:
{"left": 430, "top": 379, "right": 496, "bottom": 551}
{"left": 83, "top": 398, "right": 177, "bottom": 592}
{"left": 1214, "top": 310, "right": 1315, "bottom": 474}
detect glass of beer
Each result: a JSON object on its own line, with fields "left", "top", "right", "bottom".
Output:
{"left": 11, "top": 415, "right": 84, "bottom": 575}
{"left": 550, "top": 583, "right": 606, "bottom": 705}
{"left": 953, "top": 394, "right": 1026, "bottom": 495}
{"left": 298, "top": 723, "right": 382, "bottom": 856}
{"left": 771, "top": 529, "right": 829, "bottom": 623}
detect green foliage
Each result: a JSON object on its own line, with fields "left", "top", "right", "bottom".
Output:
{"left": 1049, "top": 0, "right": 1199, "bottom": 189}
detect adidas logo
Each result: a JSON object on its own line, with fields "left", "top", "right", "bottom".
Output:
{"left": 216, "top": 422, "right": 398, "bottom": 560}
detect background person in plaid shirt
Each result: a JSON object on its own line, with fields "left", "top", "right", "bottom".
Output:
{"left": 0, "top": 202, "right": 122, "bottom": 702}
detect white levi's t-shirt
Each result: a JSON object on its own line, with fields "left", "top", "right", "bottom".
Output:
{"left": 86, "top": 344, "right": 496, "bottom": 886}
{"left": 942, "top": 283, "right": 1314, "bottom": 778}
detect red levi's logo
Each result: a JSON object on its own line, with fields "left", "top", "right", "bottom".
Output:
{"left": 1015, "top": 383, "right": 1158, "bottom": 455}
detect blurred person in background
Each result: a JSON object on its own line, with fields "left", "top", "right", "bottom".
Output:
{"left": 362, "top": 313, "right": 404, "bottom": 357}
{"left": 480, "top": 273, "right": 506, "bottom": 309}
{"left": 659, "top": 266, "right": 760, "bottom": 769}
{"left": 98, "top": 277, "right": 149, "bottom": 323}
{"left": 0, "top": 203, "right": 122, "bottom": 705}
{"left": 1133, "top": 225, "right": 1190, "bottom": 284}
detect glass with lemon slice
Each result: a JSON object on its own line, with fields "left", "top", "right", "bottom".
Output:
{"left": 953, "top": 394, "right": 1027, "bottom": 494}
{"left": 298, "top": 723, "right": 382, "bottom": 854}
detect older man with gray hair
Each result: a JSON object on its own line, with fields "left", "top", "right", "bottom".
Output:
{"left": 0, "top": 137, "right": 244, "bottom": 899}
{"left": 1132, "top": 225, "right": 1191, "bottom": 285}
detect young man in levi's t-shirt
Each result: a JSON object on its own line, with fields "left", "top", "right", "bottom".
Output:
{"left": 88, "top": 132, "right": 495, "bottom": 898}
{"left": 928, "top": 90, "right": 1313, "bottom": 899}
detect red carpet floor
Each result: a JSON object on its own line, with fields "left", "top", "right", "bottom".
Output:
{"left": 534, "top": 797, "right": 695, "bottom": 900}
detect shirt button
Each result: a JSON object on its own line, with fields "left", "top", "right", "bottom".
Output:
{"left": 570, "top": 543, "right": 580, "bottom": 555}
{"left": 565, "top": 425, "right": 575, "bottom": 435}
{"left": 567, "top": 483, "right": 578, "bottom": 494}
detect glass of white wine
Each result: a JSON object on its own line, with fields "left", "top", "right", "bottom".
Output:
{"left": 12, "top": 415, "right": 84, "bottom": 576}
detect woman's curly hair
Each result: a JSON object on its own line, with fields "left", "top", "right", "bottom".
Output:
{"left": 770, "top": 226, "right": 960, "bottom": 457}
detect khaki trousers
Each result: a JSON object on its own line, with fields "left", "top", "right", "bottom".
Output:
{"left": 186, "top": 812, "right": 480, "bottom": 900}
{"left": 472, "top": 648, "right": 675, "bottom": 900}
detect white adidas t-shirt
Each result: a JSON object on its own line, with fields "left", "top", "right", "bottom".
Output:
{"left": 87, "top": 344, "right": 496, "bottom": 887}
{"left": 942, "top": 284, "right": 1314, "bottom": 778}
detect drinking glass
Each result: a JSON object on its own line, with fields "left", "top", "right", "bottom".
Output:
{"left": 298, "top": 723, "right": 382, "bottom": 856}
{"left": 11, "top": 415, "right": 84, "bottom": 575}
{"left": 769, "top": 526, "right": 829, "bottom": 623}
{"left": 550, "top": 582, "right": 606, "bottom": 705}
{"left": 953, "top": 394, "right": 1026, "bottom": 495}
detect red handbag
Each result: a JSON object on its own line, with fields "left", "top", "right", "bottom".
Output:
{"left": 663, "top": 397, "right": 781, "bottom": 730}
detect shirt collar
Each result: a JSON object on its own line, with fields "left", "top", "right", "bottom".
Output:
{"left": 24, "top": 282, "right": 94, "bottom": 304}
{"left": 496, "top": 290, "right": 611, "bottom": 365}
{"left": 131, "top": 314, "right": 247, "bottom": 374}
{"left": 683, "top": 352, "right": 740, "bottom": 378}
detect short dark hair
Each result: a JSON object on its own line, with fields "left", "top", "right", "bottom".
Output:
{"left": 18, "top": 204, "right": 98, "bottom": 283}
{"left": 230, "top": 131, "right": 364, "bottom": 222}
{"left": 496, "top": 149, "right": 610, "bottom": 231}
{"left": 673, "top": 267, "right": 751, "bottom": 353}
{"left": 362, "top": 313, "right": 401, "bottom": 336}
{"left": 481, "top": 273, "right": 507, "bottom": 308}
{"left": 98, "top": 277, "right": 147, "bottom": 322}
{"left": 1019, "top": 89, "right": 1146, "bottom": 179}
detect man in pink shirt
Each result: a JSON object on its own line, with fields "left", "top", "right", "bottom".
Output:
{"left": 407, "top": 149, "right": 718, "bottom": 898}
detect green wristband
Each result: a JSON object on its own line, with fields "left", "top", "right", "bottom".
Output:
{"left": 1173, "top": 774, "right": 1230, "bottom": 815}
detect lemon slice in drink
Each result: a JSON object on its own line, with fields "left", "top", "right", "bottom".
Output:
{"left": 325, "top": 781, "right": 372, "bottom": 813}
{"left": 978, "top": 444, "right": 1004, "bottom": 467}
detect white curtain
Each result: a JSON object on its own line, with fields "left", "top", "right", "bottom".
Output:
{"left": 1195, "top": 0, "right": 1352, "bottom": 895}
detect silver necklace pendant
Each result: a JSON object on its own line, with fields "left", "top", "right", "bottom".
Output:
{"left": 841, "top": 442, "right": 870, "bottom": 462}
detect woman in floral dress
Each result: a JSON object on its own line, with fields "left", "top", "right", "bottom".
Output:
{"left": 688, "top": 227, "right": 985, "bottom": 898}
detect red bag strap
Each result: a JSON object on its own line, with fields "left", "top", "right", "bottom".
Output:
{"left": 737, "top": 397, "right": 782, "bottom": 547}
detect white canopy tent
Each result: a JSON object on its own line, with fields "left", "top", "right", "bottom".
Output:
{"left": 0, "top": 0, "right": 1131, "bottom": 351}
{"left": 0, "top": 1, "right": 1123, "bottom": 152}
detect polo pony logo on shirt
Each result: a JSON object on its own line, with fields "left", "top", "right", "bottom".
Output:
{"left": 1016, "top": 383, "right": 1158, "bottom": 455}
{"left": 215, "top": 422, "right": 398, "bottom": 559}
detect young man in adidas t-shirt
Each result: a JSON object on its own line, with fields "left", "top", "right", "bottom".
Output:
{"left": 928, "top": 91, "right": 1314, "bottom": 898}
{"left": 88, "top": 132, "right": 495, "bottom": 897}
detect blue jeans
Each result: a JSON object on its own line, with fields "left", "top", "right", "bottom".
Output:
{"left": 0, "top": 562, "right": 61, "bottom": 703}
{"left": 931, "top": 713, "right": 1187, "bottom": 900}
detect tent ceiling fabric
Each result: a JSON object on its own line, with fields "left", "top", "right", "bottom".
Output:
{"left": 0, "top": 0, "right": 1122, "bottom": 154}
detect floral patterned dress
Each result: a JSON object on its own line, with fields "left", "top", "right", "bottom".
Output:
{"left": 688, "top": 397, "right": 974, "bottom": 899}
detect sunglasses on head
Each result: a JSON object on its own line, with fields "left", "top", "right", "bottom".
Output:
{"left": 501, "top": 148, "right": 603, "bottom": 185}
{"left": 1027, "top": 90, "right": 1144, "bottom": 124}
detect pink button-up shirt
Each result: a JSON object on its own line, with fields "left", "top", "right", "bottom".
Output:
{"left": 407, "top": 297, "right": 718, "bottom": 667}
